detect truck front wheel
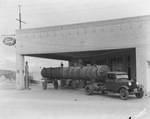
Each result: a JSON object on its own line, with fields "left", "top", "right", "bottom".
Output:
{"left": 85, "top": 84, "right": 94, "bottom": 95}
{"left": 135, "top": 88, "right": 144, "bottom": 98}
{"left": 120, "top": 88, "right": 129, "bottom": 100}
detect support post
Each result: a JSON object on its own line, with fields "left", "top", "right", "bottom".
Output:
{"left": 146, "top": 45, "right": 150, "bottom": 94}
{"left": 25, "top": 61, "right": 29, "bottom": 89}
{"left": 16, "top": 54, "right": 25, "bottom": 90}
{"left": 136, "top": 47, "right": 147, "bottom": 92}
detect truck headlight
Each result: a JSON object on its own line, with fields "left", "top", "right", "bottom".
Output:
{"left": 128, "top": 82, "right": 132, "bottom": 86}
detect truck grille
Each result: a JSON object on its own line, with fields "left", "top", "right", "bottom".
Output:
{"left": 131, "top": 82, "right": 137, "bottom": 89}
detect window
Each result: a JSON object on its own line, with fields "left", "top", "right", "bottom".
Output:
{"left": 84, "top": 61, "right": 91, "bottom": 66}
{"left": 107, "top": 74, "right": 115, "bottom": 80}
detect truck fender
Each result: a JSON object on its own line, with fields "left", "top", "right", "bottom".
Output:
{"left": 116, "top": 86, "right": 130, "bottom": 93}
{"left": 137, "top": 84, "right": 144, "bottom": 88}
{"left": 137, "top": 84, "right": 144, "bottom": 91}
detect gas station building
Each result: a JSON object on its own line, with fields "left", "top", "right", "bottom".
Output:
{"left": 15, "top": 15, "right": 150, "bottom": 93}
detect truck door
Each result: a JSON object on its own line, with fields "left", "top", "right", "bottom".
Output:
{"left": 105, "top": 74, "right": 116, "bottom": 91}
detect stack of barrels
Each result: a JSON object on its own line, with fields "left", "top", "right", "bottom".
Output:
{"left": 41, "top": 65, "right": 110, "bottom": 81}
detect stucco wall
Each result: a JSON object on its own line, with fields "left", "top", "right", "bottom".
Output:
{"left": 16, "top": 15, "right": 150, "bottom": 55}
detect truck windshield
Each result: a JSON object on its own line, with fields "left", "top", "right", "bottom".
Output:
{"left": 116, "top": 74, "right": 128, "bottom": 80}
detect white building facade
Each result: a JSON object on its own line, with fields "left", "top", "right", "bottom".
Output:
{"left": 16, "top": 15, "right": 150, "bottom": 93}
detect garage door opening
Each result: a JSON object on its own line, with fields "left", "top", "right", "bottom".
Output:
{"left": 24, "top": 56, "right": 68, "bottom": 85}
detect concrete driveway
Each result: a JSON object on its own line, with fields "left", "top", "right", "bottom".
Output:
{"left": 0, "top": 83, "right": 150, "bottom": 119}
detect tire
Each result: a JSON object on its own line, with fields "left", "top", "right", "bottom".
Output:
{"left": 85, "top": 84, "right": 94, "bottom": 95}
{"left": 54, "top": 81, "right": 58, "bottom": 89}
{"left": 42, "top": 81, "right": 47, "bottom": 90}
{"left": 120, "top": 88, "right": 129, "bottom": 100}
{"left": 136, "top": 88, "right": 144, "bottom": 98}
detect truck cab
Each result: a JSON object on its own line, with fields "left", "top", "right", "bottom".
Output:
{"left": 105, "top": 72, "right": 130, "bottom": 91}
{"left": 85, "top": 71, "right": 144, "bottom": 100}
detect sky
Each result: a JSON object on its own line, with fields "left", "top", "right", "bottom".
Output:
{"left": 0, "top": 0, "right": 150, "bottom": 71}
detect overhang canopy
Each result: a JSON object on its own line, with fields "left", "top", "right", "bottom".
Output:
{"left": 25, "top": 48, "right": 132, "bottom": 60}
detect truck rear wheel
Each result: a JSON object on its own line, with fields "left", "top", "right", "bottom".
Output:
{"left": 120, "top": 88, "right": 129, "bottom": 100}
{"left": 135, "top": 88, "right": 144, "bottom": 98}
{"left": 42, "top": 81, "right": 47, "bottom": 90}
{"left": 85, "top": 84, "right": 94, "bottom": 95}
{"left": 54, "top": 81, "right": 58, "bottom": 89}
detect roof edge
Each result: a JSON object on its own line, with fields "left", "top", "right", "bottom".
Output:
{"left": 16, "top": 14, "right": 150, "bottom": 34}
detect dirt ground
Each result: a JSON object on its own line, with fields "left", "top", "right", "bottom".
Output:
{"left": 0, "top": 82, "right": 150, "bottom": 119}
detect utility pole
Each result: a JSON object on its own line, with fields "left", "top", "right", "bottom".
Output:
{"left": 16, "top": 5, "right": 26, "bottom": 29}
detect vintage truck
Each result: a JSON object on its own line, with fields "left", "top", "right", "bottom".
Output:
{"left": 41, "top": 65, "right": 144, "bottom": 100}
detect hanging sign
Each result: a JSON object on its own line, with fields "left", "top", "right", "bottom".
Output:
{"left": 3, "top": 37, "right": 16, "bottom": 46}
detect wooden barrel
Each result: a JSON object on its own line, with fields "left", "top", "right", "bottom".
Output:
{"left": 87, "top": 66, "right": 95, "bottom": 79}
{"left": 80, "top": 67, "right": 87, "bottom": 79}
{"left": 41, "top": 67, "right": 52, "bottom": 78}
{"left": 73, "top": 67, "right": 81, "bottom": 79}
{"left": 91, "top": 66, "right": 99, "bottom": 79}
{"left": 68, "top": 67, "right": 75, "bottom": 79}
{"left": 51, "top": 67, "right": 63, "bottom": 79}
{"left": 97, "top": 65, "right": 110, "bottom": 77}
{"left": 62, "top": 67, "right": 70, "bottom": 79}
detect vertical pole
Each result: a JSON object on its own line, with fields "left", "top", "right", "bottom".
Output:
{"left": 16, "top": 5, "right": 26, "bottom": 29}
{"left": 16, "top": 54, "right": 25, "bottom": 90}
{"left": 19, "top": 5, "right": 21, "bottom": 29}
{"left": 25, "top": 61, "right": 29, "bottom": 89}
